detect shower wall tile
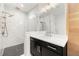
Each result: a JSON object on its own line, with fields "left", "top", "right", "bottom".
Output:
{"left": 0, "top": 9, "right": 27, "bottom": 48}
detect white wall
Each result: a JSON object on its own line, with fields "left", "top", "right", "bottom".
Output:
{"left": 0, "top": 6, "right": 41, "bottom": 49}
{"left": 38, "top": 4, "right": 66, "bottom": 35}
{"left": 25, "top": 15, "right": 41, "bottom": 32}
{"left": 55, "top": 4, "right": 66, "bottom": 35}
{"left": 44, "top": 14, "right": 56, "bottom": 34}
{"left": 0, "top": 9, "right": 27, "bottom": 48}
{"left": 55, "top": 14, "right": 66, "bottom": 35}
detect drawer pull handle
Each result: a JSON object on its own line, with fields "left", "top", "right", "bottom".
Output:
{"left": 48, "top": 46, "right": 56, "bottom": 50}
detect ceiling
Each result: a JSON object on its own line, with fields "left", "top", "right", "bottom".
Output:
{"left": 51, "top": 3, "right": 66, "bottom": 16}
{"left": 4, "top": 3, "right": 37, "bottom": 12}
{"left": 0, "top": 3, "right": 65, "bottom": 18}
{"left": 0, "top": 3, "right": 47, "bottom": 13}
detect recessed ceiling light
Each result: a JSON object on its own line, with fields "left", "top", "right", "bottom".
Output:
{"left": 49, "top": 3, "right": 58, "bottom": 8}
{"left": 40, "top": 3, "right": 58, "bottom": 13}
{"left": 40, "top": 8, "right": 47, "bottom": 13}
{"left": 28, "top": 13, "right": 36, "bottom": 19}
{"left": 40, "top": 5, "right": 51, "bottom": 13}
{"left": 20, "top": 4, "right": 24, "bottom": 8}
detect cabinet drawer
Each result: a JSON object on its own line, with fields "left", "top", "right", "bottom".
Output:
{"left": 42, "top": 47, "right": 59, "bottom": 56}
{"left": 47, "top": 43, "right": 63, "bottom": 55}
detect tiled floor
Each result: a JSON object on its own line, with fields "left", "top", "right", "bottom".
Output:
{"left": 3, "top": 43, "right": 24, "bottom": 56}
{"left": 1, "top": 43, "right": 32, "bottom": 56}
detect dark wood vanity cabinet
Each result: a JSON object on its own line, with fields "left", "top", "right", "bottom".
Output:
{"left": 30, "top": 38, "right": 41, "bottom": 56}
{"left": 30, "top": 37, "right": 67, "bottom": 56}
{"left": 41, "top": 46, "right": 59, "bottom": 56}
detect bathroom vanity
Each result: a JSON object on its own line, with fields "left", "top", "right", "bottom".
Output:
{"left": 27, "top": 31, "right": 68, "bottom": 56}
{"left": 30, "top": 37, "right": 67, "bottom": 56}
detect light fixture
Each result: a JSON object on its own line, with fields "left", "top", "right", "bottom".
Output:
{"left": 40, "top": 3, "right": 58, "bottom": 13}
{"left": 20, "top": 4, "right": 24, "bottom": 8}
{"left": 40, "top": 5, "right": 51, "bottom": 13}
{"left": 28, "top": 13, "right": 36, "bottom": 19}
{"left": 49, "top": 3, "right": 58, "bottom": 8}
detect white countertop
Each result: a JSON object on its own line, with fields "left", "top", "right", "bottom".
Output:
{"left": 25, "top": 31, "right": 68, "bottom": 47}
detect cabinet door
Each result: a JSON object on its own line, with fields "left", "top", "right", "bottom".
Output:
{"left": 35, "top": 45, "right": 41, "bottom": 56}
{"left": 30, "top": 38, "right": 36, "bottom": 55}
{"left": 30, "top": 38, "right": 41, "bottom": 56}
{"left": 42, "top": 47, "right": 59, "bottom": 56}
{"left": 68, "top": 3, "right": 79, "bottom": 56}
